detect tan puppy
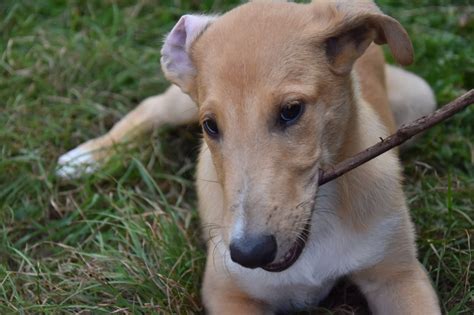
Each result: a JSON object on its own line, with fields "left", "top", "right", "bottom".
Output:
{"left": 57, "top": 1, "right": 440, "bottom": 314}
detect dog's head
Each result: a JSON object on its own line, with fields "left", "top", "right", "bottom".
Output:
{"left": 161, "top": 0, "right": 413, "bottom": 272}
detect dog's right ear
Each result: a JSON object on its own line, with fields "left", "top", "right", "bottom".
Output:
{"left": 161, "top": 15, "right": 217, "bottom": 94}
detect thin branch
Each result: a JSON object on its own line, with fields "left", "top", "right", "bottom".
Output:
{"left": 318, "top": 89, "right": 474, "bottom": 186}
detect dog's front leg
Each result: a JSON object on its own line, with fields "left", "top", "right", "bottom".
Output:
{"left": 202, "top": 255, "right": 272, "bottom": 315}
{"left": 352, "top": 260, "right": 441, "bottom": 315}
{"left": 57, "top": 84, "right": 197, "bottom": 178}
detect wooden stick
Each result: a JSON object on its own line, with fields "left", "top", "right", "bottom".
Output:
{"left": 318, "top": 89, "right": 474, "bottom": 186}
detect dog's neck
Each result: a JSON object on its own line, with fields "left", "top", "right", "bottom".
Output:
{"left": 336, "top": 72, "right": 387, "bottom": 161}
{"left": 332, "top": 73, "right": 366, "bottom": 164}
{"left": 329, "top": 73, "right": 404, "bottom": 228}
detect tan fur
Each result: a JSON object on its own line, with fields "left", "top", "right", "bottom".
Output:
{"left": 58, "top": 1, "right": 440, "bottom": 313}
{"left": 356, "top": 45, "right": 397, "bottom": 133}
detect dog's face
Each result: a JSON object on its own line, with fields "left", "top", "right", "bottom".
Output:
{"left": 161, "top": 0, "right": 412, "bottom": 271}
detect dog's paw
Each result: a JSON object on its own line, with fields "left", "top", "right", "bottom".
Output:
{"left": 56, "top": 146, "right": 99, "bottom": 179}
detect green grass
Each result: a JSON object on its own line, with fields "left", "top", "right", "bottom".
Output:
{"left": 0, "top": 0, "right": 472, "bottom": 313}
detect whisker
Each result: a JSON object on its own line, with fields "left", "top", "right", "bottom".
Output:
{"left": 222, "top": 250, "right": 232, "bottom": 277}
{"left": 197, "top": 177, "right": 219, "bottom": 184}
{"left": 212, "top": 238, "right": 224, "bottom": 271}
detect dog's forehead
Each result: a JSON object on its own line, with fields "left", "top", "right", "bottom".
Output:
{"left": 193, "top": 2, "right": 322, "bottom": 102}
{"left": 196, "top": 2, "right": 313, "bottom": 59}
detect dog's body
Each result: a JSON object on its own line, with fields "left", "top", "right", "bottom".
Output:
{"left": 58, "top": 1, "right": 440, "bottom": 314}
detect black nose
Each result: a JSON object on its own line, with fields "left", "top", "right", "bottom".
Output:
{"left": 229, "top": 234, "right": 277, "bottom": 269}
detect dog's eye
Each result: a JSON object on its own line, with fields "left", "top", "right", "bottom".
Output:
{"left": 279, "top": 101, "right": 304, "bottom": 126}
{"left": 203, "top": 118, "right": 219, "bottom": 138}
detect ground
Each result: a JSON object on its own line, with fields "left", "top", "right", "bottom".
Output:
{"left": 0, "top": 0, "right": 472, "bottom": 314}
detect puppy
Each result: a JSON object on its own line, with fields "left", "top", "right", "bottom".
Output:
{"left": 58, "top": 1, "right": 440, "bottom": 314}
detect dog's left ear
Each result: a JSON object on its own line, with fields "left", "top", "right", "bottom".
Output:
{"left": 318, "top": 1, "right": 413, "bottom": 75}
{"left": 161, "top": 15, "right": 217, "bottom": 93}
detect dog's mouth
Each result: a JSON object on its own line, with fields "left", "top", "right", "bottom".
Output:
{"left": 261, "top": 220, "right": 311, "bottom": 272}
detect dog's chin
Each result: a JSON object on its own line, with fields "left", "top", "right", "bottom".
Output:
{"left": 261, "top": 220, "right": 311, "bottom": 273}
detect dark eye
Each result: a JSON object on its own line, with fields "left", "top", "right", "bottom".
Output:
{"left": 203, "top": 118, "right": 219, "bottom": 138}
{"left": 279, "top": 101, "right": 304, "bottom": 126}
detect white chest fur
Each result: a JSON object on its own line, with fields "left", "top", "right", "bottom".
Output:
{"left": 220, "top": 181, "right": 403, "bottom": 311}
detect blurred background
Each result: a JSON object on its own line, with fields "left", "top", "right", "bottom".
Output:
{"left": 0, "top": 0, "right": 473, "bottom": 313}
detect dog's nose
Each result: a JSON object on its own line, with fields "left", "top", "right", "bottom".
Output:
{"left": 229, "top": 234, "right": 277, "bottom": 269}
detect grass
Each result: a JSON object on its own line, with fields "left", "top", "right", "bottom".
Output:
{"left": 0, "top": 0, "right": 472, "bottom": 313}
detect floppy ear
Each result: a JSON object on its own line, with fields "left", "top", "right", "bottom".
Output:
{"left": 319, "top": 0, "right": 413, "bottom": 75}
{"left": 161, "top": 15, "right": 217, "bottom": 93}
